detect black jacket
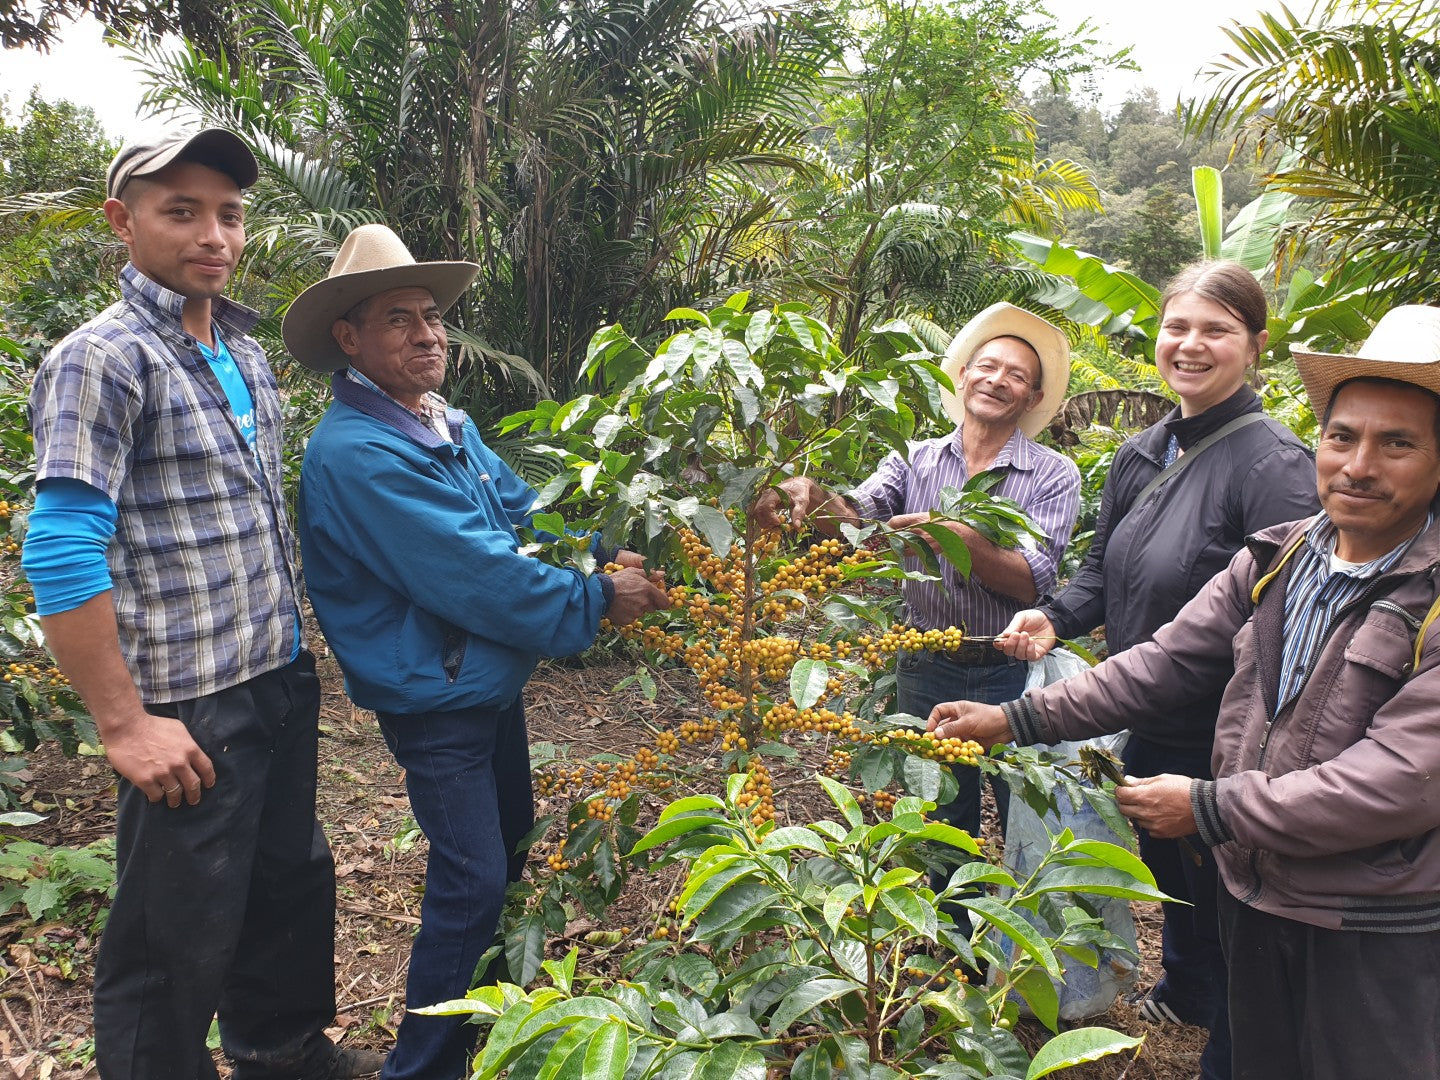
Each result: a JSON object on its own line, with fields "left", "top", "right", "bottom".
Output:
{"left": 1040, "top": 385, "right": 1319, "bottom": 749}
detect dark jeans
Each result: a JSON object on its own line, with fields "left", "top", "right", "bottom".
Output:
{"left": 377, "top": 698, "right": 535, "bottom": 1080}
{"left": 896, "top": 649, "right": 1025, "bottom": 933}
{"left": 93, "top": 652, "right": 337, "bottom": 1080}
{"left": 1124, "top": 737, "right": 1229, "bottom": 1080}
{"left": 1218, "top": 887, "right": 1440, "bottom": 1079}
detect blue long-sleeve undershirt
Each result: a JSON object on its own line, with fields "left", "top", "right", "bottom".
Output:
{"left": 21, "top": 478, "right": 117, "bottom": 615}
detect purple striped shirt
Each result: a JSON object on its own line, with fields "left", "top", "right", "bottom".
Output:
{"left": 849, "top": 427, "right": 1081, "bottom": 636}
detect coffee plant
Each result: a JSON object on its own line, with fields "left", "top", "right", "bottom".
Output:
{"left": 439, "top": 770, "right": 1155, "bottom": 1077}
{"left": 482, "top": 297, "right": 1155, "bottom": 1076}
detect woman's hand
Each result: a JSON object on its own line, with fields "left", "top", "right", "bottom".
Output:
{"left": 994, "top": 609, "right": 1057, "bottom": 661}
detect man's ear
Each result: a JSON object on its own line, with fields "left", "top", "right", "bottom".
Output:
{"left": 332, "top": 318, "right": 362, "bottom": 358}
{"left": 102, "top": 198, "right": 133, "bottom": 245}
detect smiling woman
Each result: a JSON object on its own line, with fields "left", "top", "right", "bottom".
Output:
{"left": 989, "top": 258, "right": 1321, "bottom": 1080}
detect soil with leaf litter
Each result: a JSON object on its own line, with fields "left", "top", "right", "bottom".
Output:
{"left": 0, "top": 644, "right": 1207, "bottom": 1079}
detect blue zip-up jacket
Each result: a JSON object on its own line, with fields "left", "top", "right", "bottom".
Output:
{"left": 299, "top": 374, "right": 610, "bottom": 714}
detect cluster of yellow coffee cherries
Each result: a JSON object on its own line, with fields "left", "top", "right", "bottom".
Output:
{"left": 0, "top": 499, "right": 19, "bottom": 557}
{"left": 609, "top": 527, "right": 987, "bottom": 721}
{"left": 2, "top": 661, "right": 70, "bottom": 697}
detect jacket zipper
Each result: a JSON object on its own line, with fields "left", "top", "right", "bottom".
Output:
{"left": 1371, "top": 598, "right": 1422, "bottom": 631}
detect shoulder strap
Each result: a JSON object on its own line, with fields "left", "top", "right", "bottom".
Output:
{"left": 1412, "top": 592, "right": 1440, "bottom": 675}
{"left": 1251, "top": 533, "right": 1307, "bottom": 605}
{"left": 1131, "top": 411, "right": 1269, "bottom": 511}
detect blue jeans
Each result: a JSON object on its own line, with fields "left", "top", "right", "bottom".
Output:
{"left": 1125, "top": 736, "right": 1230, "bottom": 1080}
{"left": 895, "top": 650, "right": 1026, "bottom": 933}
{"left": 377, "top": 699, "right": 535, "bottom": 1080}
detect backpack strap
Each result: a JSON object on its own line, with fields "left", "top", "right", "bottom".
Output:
{"left": 1251, "top": 534, "right": 1307, "bottom": 605}
{"left": 1413, "top": 592, "right": 1440, "bottom": 675}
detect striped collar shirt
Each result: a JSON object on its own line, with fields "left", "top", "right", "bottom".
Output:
{"left": 1276, "top": 512, "right": 1430, "bottom": 709}
{"left": 848, "top": 426, "right": 1081, "bottom": 636}
{"left": 28, "top": 263, "right": 302, "bottom": 704}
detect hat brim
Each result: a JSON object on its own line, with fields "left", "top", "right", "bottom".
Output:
{"left": 939, "top": 303, "right": 1071, "bottom": 438}
{"left": 1292, "top": 348, "right": 1440, "bottom": 420}
{"left": 281, "top": 262, "right": 481, "bottom": 372}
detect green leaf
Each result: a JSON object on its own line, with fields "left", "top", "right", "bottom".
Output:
{"left": 629, "top": 812, "right": 730, "bottom": 856}
{"left": 695, "top": 1040, "right": 768, "bottom": 1079}
{"left": 505, "top": 911, "right": 548, "bottom": 986}
{"left": 823, "top": 883, "right": 863, "bottom": 935}
{"left": 592, "top": 414, "right": 626, "bottom": 449}
{"left": 878, "top": 886, "right": 935, "bottom": 938}
{"left": 665, "top": 307, "right": 711, "bottom": 326}
{"left": 688, "top": 505, "right": 734, "bottom": 560}
{"left": 816, "top": 775, "right": 864, "bottom": 827}
{"left": 767, "top": 977, "right": 862, "bottom": 1034}
{"left": 1032, "top": 865, "right": 1167, "bottom": 902}
{"left": 581, "top": 1022, "right": 630, "bottom": 1080}
{"left": 758, "top": 827, "right": 831, "bottom": 856}
{"left": 1192, "top": 165, "right": 1225, "bottom": 259}
{"left": 1011, "top": 967, "right": 1061, "bottom": 1032}
{"left": 900, "top": 754, "right": 944, "bottom": 802}
{"left": 0, "top": 812, "right": 45, "bottom": 827}
{"left": 22, "top": 879, "right": 62, "bottom": 921}
{"left": 1024, "top": 1027, "right": 1143, "bottom": 1079}
{"left": 913, "top": 522, "right": 972, "bottom": 579}
{"left": 535, "top": 1018, "right": 605, "bottom": 1080}
{"left": 789, "top": 659, "right": 830, "bottom": 711}
{"left": 959, "top": 898, "right": 1060, "bottom": 975}
{"left": 789, "top": 1045, "right": 832, "bottom": 1080}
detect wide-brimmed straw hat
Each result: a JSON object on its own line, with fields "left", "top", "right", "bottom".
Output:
{"left": 939, "top": 302, "right": 1071, "bottom": 439}
{"left": 282, "top": 224, "right": 481, "bottom": 372}
{"left": 1293, "top": 305, "right": 1440, "bottom": 418}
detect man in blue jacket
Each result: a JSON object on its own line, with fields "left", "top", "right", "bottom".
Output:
{"left": 285, "top": 224, "right": 669, "bottom": 1080}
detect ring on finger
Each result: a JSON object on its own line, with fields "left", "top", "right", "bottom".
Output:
{"left": 163, "top": 784, "right": 182, "bottom": 795}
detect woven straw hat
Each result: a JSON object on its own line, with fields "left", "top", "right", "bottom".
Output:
{"left": 939, "top": 303, "right": 1071, "bottom": 438}
{"left": 1293, "top": 305, "right": 1440, "bottom": 418}
{"left": 282, "top": 224, "right": 480, "bottom": 372}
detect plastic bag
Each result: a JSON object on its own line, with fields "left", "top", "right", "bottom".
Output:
{"left": 991, "top": 647, "right": 1140, "bottom": 1021}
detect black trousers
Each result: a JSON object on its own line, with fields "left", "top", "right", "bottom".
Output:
{"left": 1124, "top": 738, "right": 1230, "bottom": 1080}
{"left": 93, "top": 652, "right": 337, "bottom": 1080}
{"left": 1219, "top": 886, "right": 1440, "bottom": 1080}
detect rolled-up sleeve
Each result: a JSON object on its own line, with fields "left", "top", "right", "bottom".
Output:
{"left": 1012, "top": 454, "right": 1081, "bottom": 599}
{"left": 848, "top": 450, "right": 912, "bottom": 520}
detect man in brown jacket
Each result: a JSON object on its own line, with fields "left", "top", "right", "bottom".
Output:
{"left": 929, "top": 304, "right": 1440, "bottom": 1080}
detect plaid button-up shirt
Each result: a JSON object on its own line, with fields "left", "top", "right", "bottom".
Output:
{"left": 29, "top": 264, "right": 302, "bottom": 704}
{"left": 849, "top": 427, "right": 1081, "bottom": 636}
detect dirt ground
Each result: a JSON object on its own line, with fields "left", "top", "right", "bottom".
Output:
{"left": 0, "top": 644, "right": 1208, "bottom": 1079}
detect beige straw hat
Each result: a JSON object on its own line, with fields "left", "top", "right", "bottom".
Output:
{"left": 1293, "top": 305, "right": 1440, "bottom": 418}
{"left": 282, "top": 224, "right": 481, "bottom": 372}
{"left": 940, "top": 302, "right": 1071, "bottom": 439}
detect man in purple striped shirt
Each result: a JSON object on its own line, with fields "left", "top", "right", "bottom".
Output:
{"left": 754, "top": 304, "right": 1079, "bottom": 907}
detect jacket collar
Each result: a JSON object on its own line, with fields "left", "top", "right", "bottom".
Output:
{"left": 1248, "top": 500, "right": 1440, "bottom": 580}
{"left": 1133, "top": 384, "right": 1264, "bottom": 463}
{"left": 120, "top": 262, "right": 261, "bottom": 339}
{"left": 330, "top": 370, "right": 467, "bottom": 452}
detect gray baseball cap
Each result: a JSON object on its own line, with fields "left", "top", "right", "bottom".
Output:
{"left": 106, "top": 128, "right": 259, "bottom": 200}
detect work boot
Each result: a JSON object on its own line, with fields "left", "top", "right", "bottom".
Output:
{"left": 319, "top": 1046, "right": 388, "bottom": 1078}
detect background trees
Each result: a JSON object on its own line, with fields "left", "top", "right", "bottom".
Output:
{"left": 1185, "top": 0, "right": 1440, "bottom": 308}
